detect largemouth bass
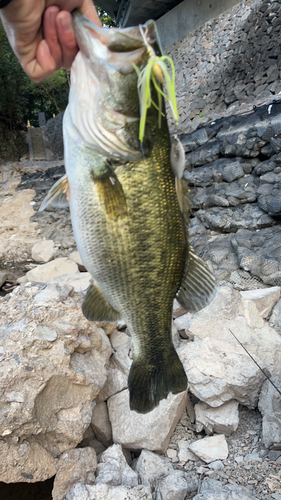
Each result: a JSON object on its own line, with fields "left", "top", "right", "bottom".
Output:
{"left": 40, "top": 12, "right": 215, "bottom": 414}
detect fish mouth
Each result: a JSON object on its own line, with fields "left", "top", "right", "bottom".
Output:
{"left": 72, "top": 11, "right": 158, "bottom": 73}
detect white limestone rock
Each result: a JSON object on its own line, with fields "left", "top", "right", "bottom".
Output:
{"left": 177, "top": 285, "right": 281, "bottom": 376}
{"left": 189, "top": 435, "right": 228, "bottom": 463}
{"left": 109, "top": 329, "right": 132, "bottom": 374}
{"left": 178, "top": 336, "right": 265, "bottom": 408}
{"left": 258, "top": 370, "right": 281, "bottom": 449}
{"left": 33, "top": 283, "right": 74, "bottom": 305}
{"left": 0, "top": 271, "right": 8, "bottom": 288}
{"left": 91, "top": 402, "right": 112, "bottom": 447}
{"left": 195, "top": 400, "right": 239, "bottom": 435}
{"left": 97, "top": 366, "right": 128, "bottom": 402}
{"left": 95, "top": 444, "right": 138, "bottom": 487}
{"left": 174, "top": 312, "right": 193, "bottom": 331}
{"left": 177, "top": 440, "right": 198, "bottom": 463}
{"left": 133, "top": 449, "right": 173, "bottom": 488}
{"left": 0, "top": 437, "right": 57, "bottom": 483}
{"left": 107, "top": 389, "right": 188, "bottom": 452}
{"left": 52, "top": 447, "right": 97, "bottom": 500}
{"left": 47, "top": 272, "right": 91, "bottom": 292}
{"left": 65, "top": 483, "right": 152, "bottom": 500}
{"left": 0, "top": 188, "right": 39, "bottom": 265}
{"left": 0, "top": 283, "right": 111, "bottom": 482}
{"left": 69, "top": 250, "right": 87, "bottom": 271}
{"left": 32, "top": 239, "right": 55, "bottom": 263}
{"left": 96, "top": 329, "right": 131, "bottom": 402}
{"left": 156, "top": 470, "right": 197, "bottom": 500}
{"left": 271, "top": 299, "right": 281, "bottom": 327}
{"left": 26, "top": 257, "right": 79, "bottom": 282}
{"left": 240, "top": 286, "right": 280, "bottom": 318}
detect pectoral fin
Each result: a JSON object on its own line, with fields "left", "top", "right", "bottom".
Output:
{"left": 170, "top": 135, "right": 185, "bottom": 179}
{"left": 177, "top": 245, "right": 216, "bottom": 313}
{"left": 39, "top": 174, "right": 69, "bottom": 211}
{"left": 91, "top": 167, "right": 127, "bottom": 220}
{"left": 82, "top": 280, "right": 121, "bottom": 322}
{"left": 175, "top": 178, "right": 184, "bottom": 213}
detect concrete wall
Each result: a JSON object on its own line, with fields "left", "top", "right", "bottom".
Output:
{"left": 163, "top": 0, "right": 281, "bottom": 135}
{"left": 156, "top": 0, "right": 241, "bottom": 48}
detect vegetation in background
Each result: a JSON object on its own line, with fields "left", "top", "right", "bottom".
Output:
{"left": 0, "top": 5, "right": 116, "bottom": 131}
{"left": 96, "top": 5, "right": 117, "bottom": 27}
{"left": 0, "top": 21, "right": 69, "bottom": 128}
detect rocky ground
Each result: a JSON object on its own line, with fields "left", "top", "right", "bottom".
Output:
{"left": 0, "top": 155, "right": 281, "bottom": 500}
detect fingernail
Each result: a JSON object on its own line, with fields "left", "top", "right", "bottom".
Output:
{"left": 58, "top": 13, "right": 73, "bottom": 34}
{"left": 49, "top": 6, "right": 59, "bottom": 27}
{"left": 41, "top": 39, "right": 51, "bottom": 57}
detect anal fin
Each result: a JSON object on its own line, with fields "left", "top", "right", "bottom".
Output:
{"left": 177, "top": 245, "right": 216, "bottom": 313}
{"left": 82, "top": 280, "right": 121, "bottom": 322}
{"left": 39, "top": 174, "right": 69, "bottom": 211}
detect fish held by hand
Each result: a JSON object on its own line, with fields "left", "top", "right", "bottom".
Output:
{"left": 40, "top": 12, "right": 215, "bottom": 414}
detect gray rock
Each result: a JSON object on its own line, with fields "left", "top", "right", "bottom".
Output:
{"left": 259, "top": 370, "right": 281, "bottom": 449}
{"left": 91, "top": 402, "right": 112, "bottom": 447}
{"left": 95, "top": 444, "right": 138, "bottom": 488}
{"left": 208, "top": 460, "right": 224, "bottom": 470}
{"left": 107, "top": 389, "right": 188, "bottom": 452}
{"left": 46, "top": 112, "right": 64, "bottom": 160}
{"left": 52, "top": 447, "right": 97, "bottom": 500}
{"left": 193, "top": 478, "right": 255, "bottom": 499}
{"left": 188, "top": 435, "right": 228, "bottom": 463}
{"left": 195, "top": 400, "right": 239, "bottom": 435}
{"left": 271, "top": 298, "right": 281, "bottom": 327}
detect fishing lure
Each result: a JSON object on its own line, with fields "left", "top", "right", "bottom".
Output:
{"left": 134, "top": 22, "right": 179, "bottom": 143}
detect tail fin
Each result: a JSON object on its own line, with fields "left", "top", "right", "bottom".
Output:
{"left": 128, "top": 348, "right": 187, "bottom": 414}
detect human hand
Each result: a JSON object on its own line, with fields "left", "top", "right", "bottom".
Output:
{"left": 0, "top": 0, "right": 102, "bottom": 82}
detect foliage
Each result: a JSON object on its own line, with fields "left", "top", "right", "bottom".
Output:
{"left": 28, "top": 70, "right": 69, "bottom": 125}
{"left": 0, "top": 21, "right": 69, "bottom": 128}
{"left": 0, "top": 5, "right": 115, "bottom": 131}
{"left": 96, "top": 5, "right": 117, "bottom": 27}
{"left": 0, "top": 21, "right": 30, "bottom": 129}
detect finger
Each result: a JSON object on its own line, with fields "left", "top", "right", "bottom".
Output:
{"left": 23, "top": 39, "right": 57, "bottom": 83}
{"left": 79, "top": 0, "right": 102, "bottom": 27}
{"left": 43, "top": 6, "right": 62, "bottom": 69}
{"left": 56, "top": 11, "right": 79, "bottom": 70}
{"left": 45, "top": 0, "right": 102, "bottom": 27}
